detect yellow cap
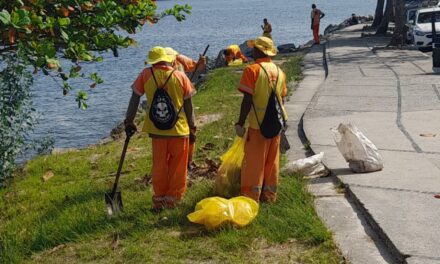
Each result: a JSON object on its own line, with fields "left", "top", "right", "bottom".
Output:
{"left": 147, "top": 46, "right": 174, "bottom": 65}
{"left": 164, "top": 47, "right": 178, "bottom": 61}
{"left": 247, "top": 36, "right": 277, "bottom": 56}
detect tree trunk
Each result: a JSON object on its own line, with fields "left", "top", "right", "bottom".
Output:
{"left": 390, "top": 0, "right": 407, "bottom": 46}
{"left": 372, "top": 0, "right": 385, "bottom": 28}
{"left": 376, "top": 0, "right": 393, "bottom": 35}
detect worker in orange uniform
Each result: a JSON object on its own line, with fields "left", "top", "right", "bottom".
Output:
{"left": 165, "top": 47, "right": 206, "bottom": 75}
{"left": 224, "top": 44, "right": 248, "bottom": 66}
{"left": 261, "top": 18, "right": 272, "bottom": 39}
{"left": 234, "top": 36, "right": 287, "bottom": 203}
{"left": 124, "top": 46, "right": 197, "bottom": 212}
{"left": 311, "top": 4, "right": 325, "bottom": 44}
{"left": 165, "top": 47, "right": 206, "bottom": 170}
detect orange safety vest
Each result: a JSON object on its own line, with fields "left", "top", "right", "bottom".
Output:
{"left": 248, "top": 62, "right": 287, "bottom": 130}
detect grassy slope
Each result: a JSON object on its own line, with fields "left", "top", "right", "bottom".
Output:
{"left": 0, "top": 56, "right": 344, "bottom": 264}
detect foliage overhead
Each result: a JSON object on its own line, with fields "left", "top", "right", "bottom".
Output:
{"left": 0, "top": 0, "right": 191, "bottom": 108}
{"left": 0, "top": 54, "right": 35, "bottom": 185}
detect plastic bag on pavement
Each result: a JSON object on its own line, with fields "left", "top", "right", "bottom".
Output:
{"left": 331, "top": 123, "right": 383, "bottom": 173}
{"left": 214, "top": 136, "right": 245, "bottom": 198}
{"left": 187, "top": 196, "right": 259, "bottom": 230}
{"left": 284, "top": 152, "right": 329, "bottom": 177}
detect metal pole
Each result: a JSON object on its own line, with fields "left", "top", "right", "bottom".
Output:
{"left": 431, "top": 12, "right": 440, "bottom": 73}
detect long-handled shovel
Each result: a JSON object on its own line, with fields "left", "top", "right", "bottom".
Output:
{"left": 189, "top": 45, "right": 210, "bottom": 83}
{"left": 105, "top": 134, "right": 131, "bottom": 216}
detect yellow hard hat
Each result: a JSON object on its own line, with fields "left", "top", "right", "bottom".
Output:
{"left": 247, "top": 36, "right": 277, "bottom": 56}
{"left": 164, "top": 47, "right": 179, "bottom": 61}
{"left": 147, "top": 46, "right": 174, "bottom": 65}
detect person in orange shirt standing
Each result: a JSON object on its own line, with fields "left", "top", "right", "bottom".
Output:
{"left": 165, "top": 47, "right": 206, "bottom": 75}
{"left": 234, "top": 36, "right": 288, "bottom": 203}
{"left": 223, "top": 44, "right": 249, "bottom": 66}
{"left": 311, "top": 4, "right": 325, "bottom": 44}
{"left": 124, "top": 46, "right": 197, "bottom": 212}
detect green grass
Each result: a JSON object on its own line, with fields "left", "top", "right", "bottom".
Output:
{"left": 0, "top": 55, "right": 344, "bottom": 263}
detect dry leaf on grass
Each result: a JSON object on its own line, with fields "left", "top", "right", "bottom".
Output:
{"left": 127, "top": 147, "right": 141, "bottom": 153}
{"left": 48, "top": 244, "right": 66, "bottom": 254}
{"left": 42, "top": 170, "right": 54, "bottom": 182}
{"left": 111, "top": 233, "right": 119, "bottom": 250}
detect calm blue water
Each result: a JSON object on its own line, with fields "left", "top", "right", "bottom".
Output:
{"left": 30, "top": 0, "right": 375, "bottom": 153}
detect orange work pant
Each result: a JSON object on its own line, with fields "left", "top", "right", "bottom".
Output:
{"left": 151, "top": 137, "right": 189, "bottom": 208}
{"left": 240, "top": 128, "right": 280, "bottom": 203}
{"left": 188, "top": 143, "right": 195, "bottom": 165}
{"left": 313, "top": 24, "right": 320, "bottom": 44}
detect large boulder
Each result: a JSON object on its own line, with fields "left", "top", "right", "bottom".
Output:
{"left": 277, "top": 44, "right": 297, "bottom": 54}
{"left": 214, "top": 49, "right": 227, "bottom": 68}
{"left": 238, "top": 41, "right": 253, "bottom": 60}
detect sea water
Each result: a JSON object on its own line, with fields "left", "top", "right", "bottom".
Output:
{"left": 29, "top": 0, "right": 375, "bottom": 155}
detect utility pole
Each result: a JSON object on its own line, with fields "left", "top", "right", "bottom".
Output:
{"left": 431, "top": 12, "right": 440, "bottom": 73}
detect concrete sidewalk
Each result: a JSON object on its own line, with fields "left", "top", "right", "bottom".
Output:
{"left": 293, "top": 24, "right": 440, "bottom": 263}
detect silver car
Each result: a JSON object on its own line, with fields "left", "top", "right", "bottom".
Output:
{"left": 412, "top": 7, "right": 440, "bottom": 48}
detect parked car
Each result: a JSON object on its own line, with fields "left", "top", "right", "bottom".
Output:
{"left": 406, "top": 8, "right": 420, "bottom": 43}
{"left": 412, "top": 7, "right": 440, "bottom": 49}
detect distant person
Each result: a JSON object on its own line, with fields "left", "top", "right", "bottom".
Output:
{"left": 349, "top": 13, "right": 359, "bottom": 25}
{"left": 165, "top": 47, "right": 206, "bottom": 75}
{"left": 261, "top": 18, "right": 272, "bottom": 39}
{"left": 223, "top": 44, "right": 249, "bottom": 66}
{"left": 235, "top": 36, "right": 288, "bottom": 203}
{"left": 311, "top": 4, "right": 325, "bottom": 44}
{"left": 125, "top": 46, "right": 197, "bottom": 212}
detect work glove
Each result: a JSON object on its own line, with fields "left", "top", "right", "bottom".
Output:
{"left": 124, "top": 121, "right": 137, "bottom": 138}
{"left": 199, "top": 54, "right": 207, "bottom": 66}
{"left": 235, "top": 123, "right": 246, "bottom": 138}
{"left": 189, "top": 127, "right": 197, "bottom": 144}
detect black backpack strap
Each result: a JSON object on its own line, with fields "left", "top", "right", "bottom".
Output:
{"left": 256, "top": 63, "right": 287, "bottom": 128}
{"left": 150, "top": 67, "right": 183, "bottom": 114}
{"left": 251, "top": 100, "right": 261, "bottom": 128}
{"left": 251, "top": 63, "right": 279, "bottom": 129}
{"left": 257, "top": 63, "right": 279, "bottom": 92}
{"left": 150, "top": 68, "right": 176, "bottom": 89}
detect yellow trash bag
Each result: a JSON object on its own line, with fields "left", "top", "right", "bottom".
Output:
{"left": 187, "top": 196, "right": 259, "bottom": 230}
{"left": 214, "top": 136, "right": 245, "bottom": 198}
{"left": 228, "top": 58, "right": 243, "bottom": 66}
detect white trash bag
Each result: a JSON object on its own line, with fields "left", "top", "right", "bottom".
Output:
{"left": 284, "top": 152, "right": 329, "bottom": 177}
{"left": 331, "top": 123, "right": 383, "bottom": 173}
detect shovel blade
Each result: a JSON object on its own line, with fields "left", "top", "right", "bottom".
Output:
{"left": 105, "top": 191, "right": 123, "bottom": 216}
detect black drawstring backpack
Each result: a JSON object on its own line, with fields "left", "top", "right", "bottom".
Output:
{"left": 252, "top": 64, "right": 286, "bottom": 139}
{"left": 149, "top": 68, "right": 182, "bottom": 130}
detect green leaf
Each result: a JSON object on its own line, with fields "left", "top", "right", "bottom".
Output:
{"left": 69, "top": 67, "right": 80, "bottom": 78}
{"left": 58, "top": 17, "right": 70, "bottom": 27}
{"left": 76, "top": 90, "right": 89, "bottom": 109}
{"left": 79, "top": 53, "right": 93, "bottom": 61}
{"left": 90, "top": 72, "right": 103, "bottom": 84}
{"left": 60, "top": 29, "right": 69, "bottom": 41}
{"left": 16, "top": 9, "right": 30, "bottom": 26}
{"left": 0, "top": 10, "right": 11, "bottom": 25}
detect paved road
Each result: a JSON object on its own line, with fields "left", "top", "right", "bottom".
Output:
{"left": 299, "top": 24, "right": 440, "bottom": 263}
